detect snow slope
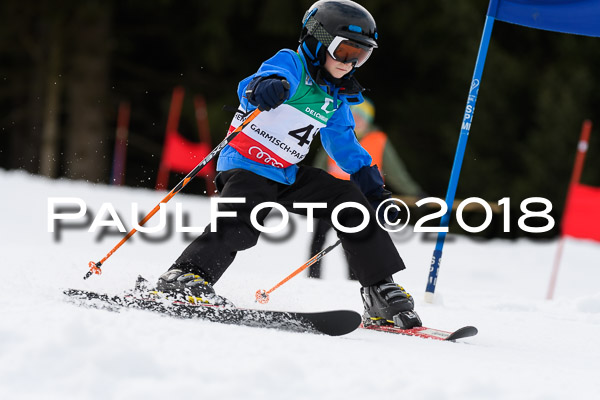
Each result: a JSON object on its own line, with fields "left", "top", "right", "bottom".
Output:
{"left": 1, "top": 169, "right": 599, "bottom": 400}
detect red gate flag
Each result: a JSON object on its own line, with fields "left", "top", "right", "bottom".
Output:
{"left": 156, "top": 87, "right": 216, "bottom": 191}
{"left": 561, "top": 183, "right": 600, "bottom": 242}
{"left": 162, "top": 130, "right": 213, "bottom": 173}
{"left": 546, "top": 121, "right": 595, "bottom": 300}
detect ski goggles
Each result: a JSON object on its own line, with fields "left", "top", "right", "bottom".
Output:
{"left": 327, "top": 36, "right": 373, "bottom": 68}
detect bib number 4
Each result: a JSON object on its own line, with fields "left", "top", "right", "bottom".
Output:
{"left": 288, "top": 124, "right": 317, "bottom": 147}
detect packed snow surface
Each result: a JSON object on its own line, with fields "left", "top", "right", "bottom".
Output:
{"left": 1, "top": 169, "right": 599, "bottom": 399}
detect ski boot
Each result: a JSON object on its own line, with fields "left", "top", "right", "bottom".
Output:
{"left": 155, "top": 269, "right": 233, "bottom": 307}
{"left": 361, "top": 277, "right": 422, "bottom": 329}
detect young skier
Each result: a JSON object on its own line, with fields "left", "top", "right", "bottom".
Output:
{"left": 156, "top": 0, "right": 421, "bottom": 328}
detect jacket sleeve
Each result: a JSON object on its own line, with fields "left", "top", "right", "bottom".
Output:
{"left": 319, "top": 102, "right": 372, "bottom": 175}
{"left": 236, "top": 49, "right": 303, "bottom": 108}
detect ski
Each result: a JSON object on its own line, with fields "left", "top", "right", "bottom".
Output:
{"left": 63, "top": 285, "right": 361, "bottom": 337}
{"left": 361, "top": 323, "right": 478, "bottom": 341}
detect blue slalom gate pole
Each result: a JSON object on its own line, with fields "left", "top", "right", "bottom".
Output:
{"left": 424, "top": 13, "right": 496, "bottom": 303}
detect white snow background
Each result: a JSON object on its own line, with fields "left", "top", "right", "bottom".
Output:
{"left": 1, "top": 169, "right": 599, "bottom": 400}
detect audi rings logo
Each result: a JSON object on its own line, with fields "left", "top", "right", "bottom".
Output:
{"left": 249, "top": 146, "right": 284, "bottom": 168}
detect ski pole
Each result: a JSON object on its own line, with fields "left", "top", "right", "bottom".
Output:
{"left": 84, "top": 108, "right": 262, "bottom": 280}
{"left": 255, "top": 239, "right": 342, "bottom": 304}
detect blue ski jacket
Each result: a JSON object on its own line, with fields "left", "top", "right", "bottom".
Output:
{"left": 216, "top": 49, "right": 372, "bottom": 185}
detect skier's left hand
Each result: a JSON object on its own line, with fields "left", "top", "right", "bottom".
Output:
{"left": 350, "top": 165, "right": 399, "bottom": 224}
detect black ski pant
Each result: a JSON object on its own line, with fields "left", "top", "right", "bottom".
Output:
{"left": 308, "top": 219, "right": 357, "bottom": 280}
{"left": 170, "top": 166, "right": 405, "bottom": 287}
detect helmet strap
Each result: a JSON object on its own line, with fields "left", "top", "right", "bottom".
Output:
{"left": 301, "top": 36, "right": 327, "bottom": 68}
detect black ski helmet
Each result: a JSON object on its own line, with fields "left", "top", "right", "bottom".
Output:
{"left": 300, "top": 0, "right": 378, "bottom": 49}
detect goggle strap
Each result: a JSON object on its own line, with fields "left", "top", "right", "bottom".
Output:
{"left": 305, "top": 18, "right": 335, "bottom": 47}
{"left": 302, "top": 8, "right": 318, "bottom": 29}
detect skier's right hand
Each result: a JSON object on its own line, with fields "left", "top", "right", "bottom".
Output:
{"left": 245, "top": 77, "right": 290, "bottom": 111}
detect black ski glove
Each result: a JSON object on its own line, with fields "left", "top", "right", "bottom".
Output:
{"left": 245, "top": 77, "right": 291, "bottom": 111}
{"left": 351, "top": 165, "right": 399, "bottom": 224}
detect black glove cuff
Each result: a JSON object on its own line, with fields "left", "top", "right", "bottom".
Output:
{"left": 350, "top": 164, "right": 386, "bottom": 199}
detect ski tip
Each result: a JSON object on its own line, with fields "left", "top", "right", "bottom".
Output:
{"left": 303, "top": 310, "right": 362, "bottom": 336}
{"left": 445, "top": 325, "right": 478, "bottom": 341}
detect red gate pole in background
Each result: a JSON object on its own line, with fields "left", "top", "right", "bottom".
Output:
{"left": 546, "top": 120, "right": 592, "bottom": 300}
{"left": 110, "top": 101, "right": 131, "bottom": 186}
{"left": 193, "top": 95, "right": 216, "bottom": 194}
{"left": 156, "top": 87, "right": 185, "bottom": 190}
